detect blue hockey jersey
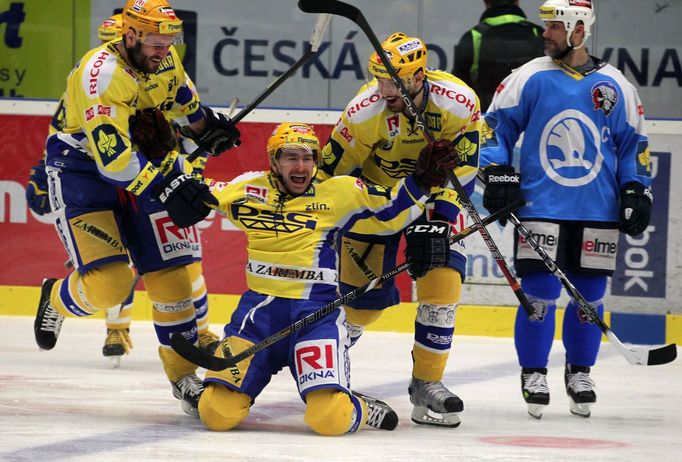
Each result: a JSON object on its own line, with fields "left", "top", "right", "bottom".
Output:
{"left": 480, "top": 56, "right": 651, "bottom": 221}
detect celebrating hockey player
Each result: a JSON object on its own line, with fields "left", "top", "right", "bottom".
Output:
{"left": 479, "top": 0, "right": 652, "bottom": 419}
{"left": 188, "top": 122, "right": 457, "bottom": 435}
{"left": 27, "top": 12, "right": 220, "bottom": 368}
{"left": 33, "top": 0, "right": 239, "bottom": 415}
{"left": 318, "top": 32, "right": 481, "bottom": 428}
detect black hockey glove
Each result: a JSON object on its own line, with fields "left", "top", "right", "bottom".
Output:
{"left": 482, "top": 165, "right": 521, "bottom": 226}
{"left": 154, "top": 172, "right": 218, "bottom": 228}
{"left": 618, "top": 181, "right": 652, "bottom": 236}
{"left": 129, "top": 108, "right": 177, "bottom": 160}
{"left": 189, "top": 105, "right": 241, "bottom": 156}
{"left": 413, "top": 139, "right": 459, "bottom": 190}
{"left": 26, "top": 159, "right": 51, "bottom": 215}
{"left": 404, "top": 220, "right": 451, "bottom": 280}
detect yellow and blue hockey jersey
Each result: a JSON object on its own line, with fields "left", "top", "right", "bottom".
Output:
{"left": 47, "top": 39, "right": 202, "bottom": 196}
{"left": 319, "top": 68, "right": 481, "bottom": 223}
{"left": 208, "top": 172, "right": 429, "bottom": 300}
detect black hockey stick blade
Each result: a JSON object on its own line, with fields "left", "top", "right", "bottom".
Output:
{"left": 645, "top": 342, "right": 677, "bottom": 366}
{"left": 299, "top": 0, "right": 360, "bottom": 20}
{"left": 170, "top": 333, "right": 236, "bottom": 371}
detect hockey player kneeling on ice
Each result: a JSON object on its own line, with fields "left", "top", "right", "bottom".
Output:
{"left": 480, "top": 0, "right": 652, "bottom": 419}
{"left": 187, "top": 123, "right": 455, "bottom": 435}
{"left": 33, "top": 0, "right": 239, "bottom": 416}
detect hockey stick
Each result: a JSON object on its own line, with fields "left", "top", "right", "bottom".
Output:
{"left": 505, "top": 211, "right": 676, "bottom": 366}
{"left": 170, "top": 199, "right": 524, "bottom": 371}
{"left": 297, "top": 0, "right": 535, "bottom": 319}
{"left": 186, "top": 13, "right": 332, "bottom": 162}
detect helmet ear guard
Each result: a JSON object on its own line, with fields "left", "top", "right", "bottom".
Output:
{"left": 367, "top": 32, "right": 427, "bottom": 80}
{"left": 539, "top": 0, "right": 595, "bottom": 49}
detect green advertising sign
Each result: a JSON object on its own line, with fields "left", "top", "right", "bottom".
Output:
{"left": 0, "top": 0, "right": 90, "bottom": 99}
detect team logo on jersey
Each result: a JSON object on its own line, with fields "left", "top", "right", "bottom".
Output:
{"left": 92, "top": 124, "right": 126, "bottom": 166}
{"left": 591, "top": 81, "right": 618, "bottom": 117}
{"left": 230, "top": 203, "right": 318, "bottom": 232}
{"left": 455, "top": 132, "right": 479, "bottom": 167}
{"left": 539, "top": 110, "right": 604, "bottom": 187}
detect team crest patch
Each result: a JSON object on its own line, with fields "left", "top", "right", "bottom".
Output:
{"left": 591, "top": 81, "right": 618, "bottom": 117}
{"left": 455, "top": 131, "right": 479, "bottom": 167}
{"left": 92, "top": 124, "right": 126, "bottom": 166}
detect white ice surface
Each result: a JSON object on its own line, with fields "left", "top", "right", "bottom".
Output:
{"left": 1, "top": 315, "right": 680, "bottom": 461}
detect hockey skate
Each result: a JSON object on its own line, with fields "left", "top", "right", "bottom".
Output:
{"left": 521, "top": 368, "right": 550, "bottom": 419}
{"left": 352, "top": 391, "right": 399, "bottom": 430}
{"left": 408, "top": 378, "right": 463, "bottom": 428}
{"left": 565, "top": 364, "right": 596, "bottom": 418}
{"left": 171, "top": 374, "right": 204, "bottom": 417}
{"left": 34, "top": 278, "right": 64, "bottom": 350}
{"left": 197, "top": 330, "right": 221, "bottom": 355}
{"left": 102, "top": 328, "right": 133, "bottom": 368}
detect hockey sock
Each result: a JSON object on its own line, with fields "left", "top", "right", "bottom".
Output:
{"left": 515, "top": 272, "right": 562, "bottom": 367}
{"left": 186, "top": 262, "right": 211, "bottom": 333}
{"left": 563, "top": 273, "right": 607, "bottom": 366}
{"left": 412, "top": 268, "right": 460, "bottom": 381}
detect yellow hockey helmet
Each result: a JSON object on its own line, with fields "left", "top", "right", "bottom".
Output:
{"left": 266, "top": 123, "right": 321, "bottom": 166}
{"left": 122, "top": 0, "right": 183, "bottom": 43}
{"left": 97, "top": 14, "right": 123, "bottom": 43}
{"left": 368, "top": 32, "right": 427, "bottom": 79}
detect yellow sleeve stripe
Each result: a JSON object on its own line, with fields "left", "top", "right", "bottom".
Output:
{"left": 125, "top": 162, "right": 159, "bottom": 195}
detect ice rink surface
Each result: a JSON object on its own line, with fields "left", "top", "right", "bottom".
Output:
{"left": 1, "top": 315, "right": 680, "bottom": 462}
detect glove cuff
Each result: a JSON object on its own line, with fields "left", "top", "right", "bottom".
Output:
{"left": 621, "top": 181, "right": 652, "bottom": 203}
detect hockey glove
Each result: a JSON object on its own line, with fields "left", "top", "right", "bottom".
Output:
{"left": 129, "top": 108, "right": 177, "bottom": 160}
{"left": 413, "top": 139, "right": 459, "bottom": 189}
{"left": 482, "top": 165, "right": 521, "bottom": 225}
{"left": 618, "top": 181, "right": 652, "bottom": 236}
{"left": 26, "top": 159, "right": 51, "bottom": 215}
{"left": 404, "top": 220, "right": 451, "bottom": 279}
{"left": 187, "top": 105, "right": 241, "bottom": 156}
{"left": 154, "top": 172, "right": 218, "bottom": 228}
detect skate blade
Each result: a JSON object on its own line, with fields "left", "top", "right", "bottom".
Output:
{"left": 411, "top": 406, "right": 461, "bottom": 428}
{"left": 527, "top": 403, "right": 545, "bottom": 419}
{"left": 180, "top": 399, "right": 199, "bottom": 417}
{"left": 569, "top": 399, "right": 592, "bottom": 418}
{"left": 110, "top": 356, "right": 121, "bottom": 368}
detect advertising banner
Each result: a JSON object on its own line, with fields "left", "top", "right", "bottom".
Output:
{"left": 0, "top": 0, "right": 90, "bottom": 99}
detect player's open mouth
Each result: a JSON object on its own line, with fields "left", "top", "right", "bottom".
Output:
{"left": 290, "top": 175, "right": 307, "bottom": 184}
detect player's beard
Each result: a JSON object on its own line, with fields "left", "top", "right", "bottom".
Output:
{"left": 126, "top": 41, "right": 159, "bottom": 74}
{"left": 544, "top": 38, "right": 571, "bottom": 60}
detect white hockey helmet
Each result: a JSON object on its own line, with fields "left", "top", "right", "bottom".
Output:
{"left": 539, "top": 0, "right": 595, "bottom": 49}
